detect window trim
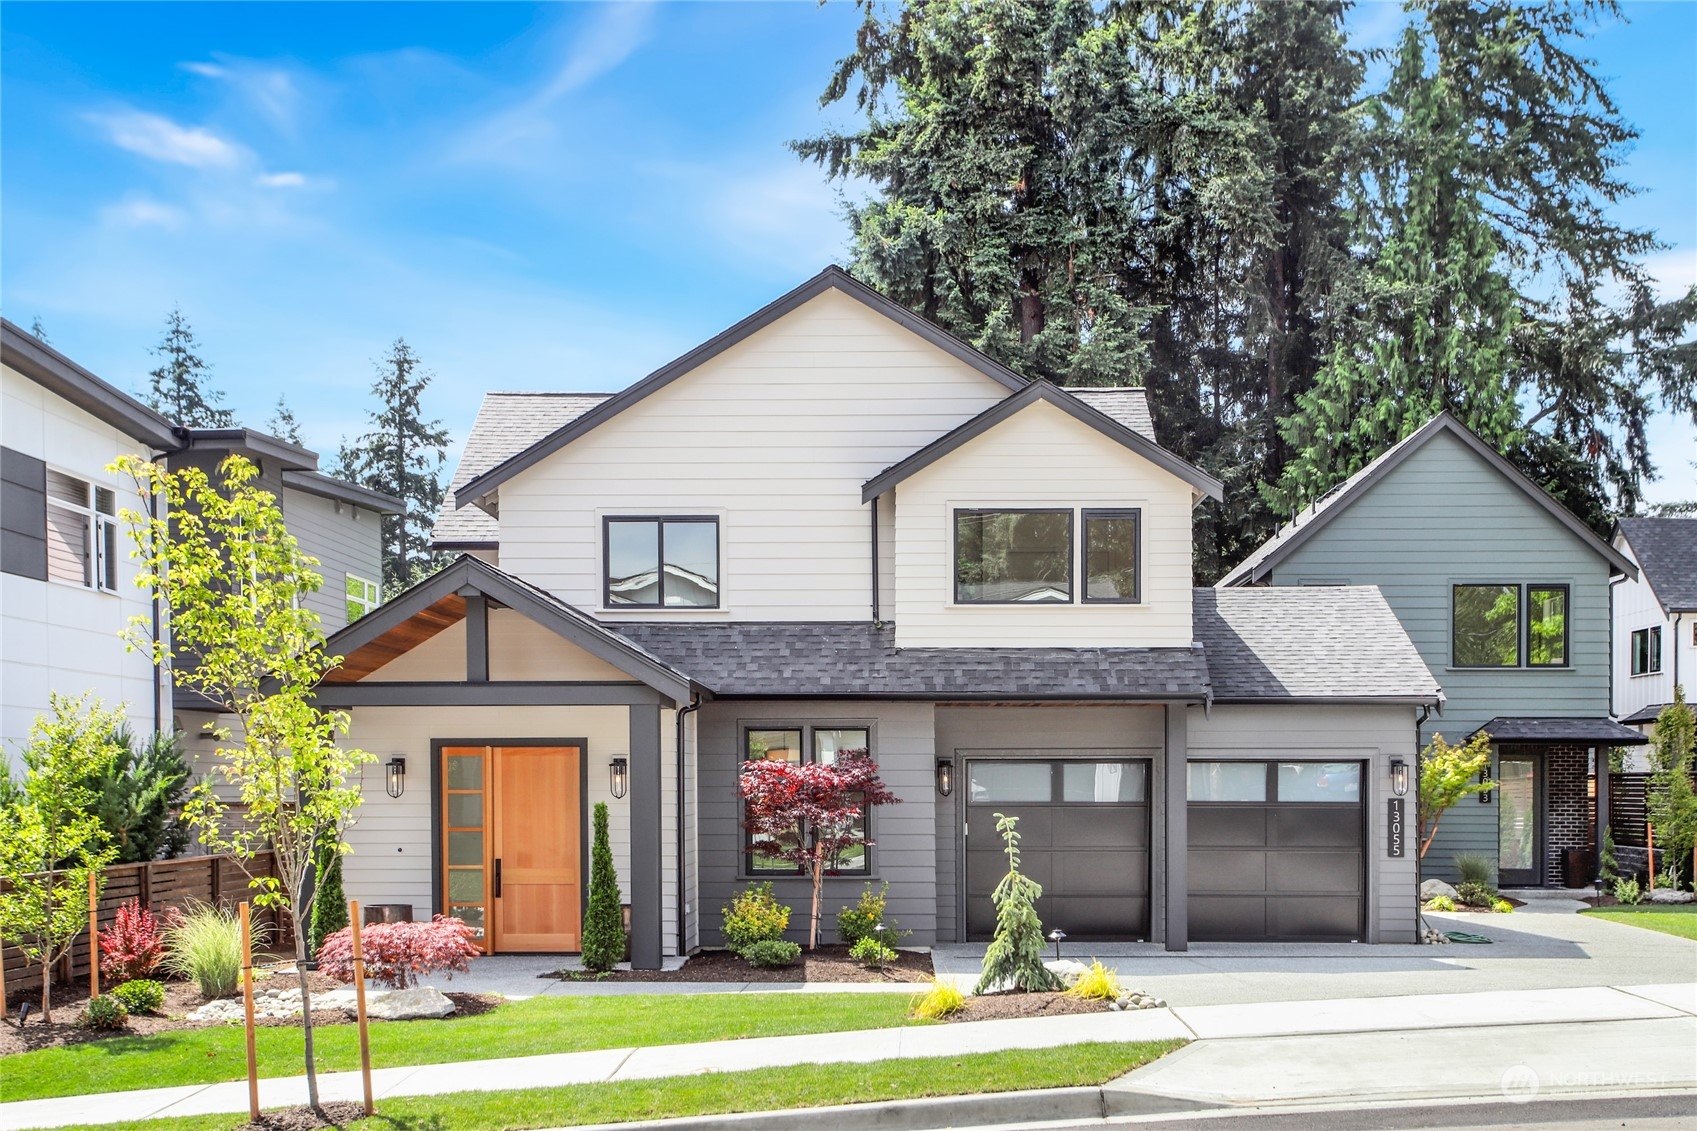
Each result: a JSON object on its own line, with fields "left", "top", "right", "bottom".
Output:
{"left": 952, "top": 507, "right": 1075, "bottom": 605}
{"left": 601, "top": 515, "right": 721, "bottom": 610}
{"left": 1525, "top": 583, "right": 1570, "bottom": 668}
{"left": 1451, "top": 582, "right": 1523, "bottom": 669}
{"left": 1081, "top": 508, "right": 1142, "bottom": 604}
{"left": 740, "top": 721, "right": 876, "bottom": 878}
{"left": 345, "top": 572, "right": 382, "bottom": 623}
{"left": 1631, "top": 625, "right": 1663, "bottom": 676}
{"left": 44, "top": 466, "right": 119, "bottom": 594}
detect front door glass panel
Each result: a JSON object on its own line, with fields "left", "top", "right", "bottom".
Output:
{"left": 1498, "top": 756, "right": 1538, "bottom": 879}
{"left": 442, "top": 749, "right": 488, "bottom": 942}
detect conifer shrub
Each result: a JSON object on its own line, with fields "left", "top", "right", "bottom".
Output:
{"left": 309, "top": 849, "right": 348, "bottom": 958}
{"left": 739, "top": 939, "right": 802, "bottom": 968}
{"left": 581, "top": 802, "right": 627, "bottom": 972}
{"left": 974, "top": 814, "right": 1062, "bottom": 994}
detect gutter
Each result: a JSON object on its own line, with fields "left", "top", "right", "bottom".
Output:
{"left": 674, "top": 694, "right": 701, "bottom": 959}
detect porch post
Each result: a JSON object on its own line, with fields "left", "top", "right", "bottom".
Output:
{"left": 1593, "top": 746, "right": 1609, "bottom": 884}
{"left": 1164, "top": 703, "right": 1188, "bottom": 952}
{"left": 628, "top": 703, "right": 664, "bottom": 970}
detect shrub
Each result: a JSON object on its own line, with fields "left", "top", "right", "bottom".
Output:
{"left": 318, "top": 915, "right": 478, "bottom": 989}
{"left": 161, "top": 901, "right": 247, "bottom": 999}
{"left": 740, "top": 939, "right": 802, "bottom": 968}
{"left": 87, "top": 728, "right": 191, "bottom": 864}
{"left": 581, "top": 802, "right": 626, "bottom": 972}
{"left": 1491, "top": 899, "right": 1514, "bottom": 914}
{"left": 1451, "top": 853, "right": 1496, "bottom": 889}
{"left": 78, "top": 994, "right": 128, "bottom": 1030}
{"left": 309, "top": 850, "right": 348, "bottom": 958}
{"left": 837, "top": 881, "right": 909, "bottom": 948}
{"left": 111, "top": 978, "right": 166, "bottom": 1014}
{"left": 1455, "top": 881, "right": 1496, "bottom": 908}
{"left": 1612, "top": 876, "right": 1642, "bottom": 905}
{"left": 849, "top": 936, "right": 896, "bottom": 969}
{"left": 101, "top": 899, "right": 165, "bottom": 983}
{"left": 910, "top": 978, "right": 965, "bottom": 1020}
{"left": 1066, "top": 960, "right": 1122, "bottom": 1001}
{"left": 974, "top": 814, "right": 1062, "bottom": 994}
{"left": 722, "top": 883, "right": 790, "bottom": 954}
{"left": 1654, "top": 869, "right": 1684, "bottom": 892}
{"left": 1424, "top": 895, "right": 1457, "bottom": 912}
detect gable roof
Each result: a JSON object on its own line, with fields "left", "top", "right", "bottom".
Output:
{"left": 1193, "top": 586, "right": 1443, "bottom": 703}
{"left": 321, "top": 554, "right": 692, "bottom": 702}
{"left": 1068, "top": 387, "right": 1155, "bottom": 441}
{"left": 455, "top": 266, "right": 1033, "bottom": 514}
{"left": 433, "top": 392, "right": 612, "bottom": 548}
{"left": 1616, "top": 517, "right": 1697, "bottom": 612}
{"left": 2, "top": 318, "right": 181, "bottom": 449}
{"left": 1218, "top": 413, "right": 1637, "bottom": 586}
{"left": 861, "top": 379, "right": 1223, "bottom": 503}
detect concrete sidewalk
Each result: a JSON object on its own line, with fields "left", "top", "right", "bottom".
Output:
{"left": 3, "top": 982, "right": 1692, "bottom": 1130}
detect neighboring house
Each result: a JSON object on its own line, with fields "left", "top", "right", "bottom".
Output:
{"left": 1219, "top": 413, "right": 1647, "bottom": 889}
{"left": 1611, "top": 517, "right": 1697, "bottom": 751}
{"left": 0, "top": 318, "right": 399, "bottom": 765}
{"left": 321, "top": 266, "right": 1440, "bottom": 969}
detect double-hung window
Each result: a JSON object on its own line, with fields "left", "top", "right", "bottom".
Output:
{"left": 1452, "top": 583, "right": 1568, "bottom": 668}
{"left": 1631, "top": 626, "right": 1663, "bottom": 676}
{"left": 604, "top": 517, "right": 719, "bottom": 608}
{"left": 743, "top": 725, "right": 873, "bottom": 876}
{"left": 45, "top": 470, "right": 118, "bottom": 592}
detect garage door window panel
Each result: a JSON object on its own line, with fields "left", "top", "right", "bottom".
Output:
{"left": 1188, "top": 761, "right": 1268, "bottom": 802}
{"left": 1276, "top": 762, "right": 1360, "bottom": 803}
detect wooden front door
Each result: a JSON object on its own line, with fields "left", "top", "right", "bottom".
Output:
{"left": 441, "top": 745, "right": 582, "bottom": 953}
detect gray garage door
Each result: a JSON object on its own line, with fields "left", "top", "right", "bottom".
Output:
{"left": 1188, "top": 760, "right": 1364, "bottom": 942}
{"left": 965, "top": 759, "right": 1150, "bottom": 941}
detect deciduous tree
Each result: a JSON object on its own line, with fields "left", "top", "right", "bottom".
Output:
{"left": 1646, "top": 687, "right": 1697, "bottom": 886}
{"left": 1417, "top": 733, "right": 1494, "bottom": 859}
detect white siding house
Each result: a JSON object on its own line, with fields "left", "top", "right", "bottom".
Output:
{"left": 1612, "top": 518, "right": 1697, "bottom": 761}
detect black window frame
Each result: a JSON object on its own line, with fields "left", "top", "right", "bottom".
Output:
{"left": 1631, "top": 626, "right": 1662, "bottom": 676}
{"left": 740, "top": 723, "right": 874, "bottom": 878}
{"left": 1451, "top": 582, "right": 1522, "bottom": 669}
{"left": 1081, "top": 508, "right": 1142, "bottom": 604}
{"left": 601, "top": 515, "right": 720, "bottom": 610}
{"left": 952, "top": 507, "right": 1075, "bottom": 605}
{"left": 1525, "top": 584, "right": 1570, "bottom": 668}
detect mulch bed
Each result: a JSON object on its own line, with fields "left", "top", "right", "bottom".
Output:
{"left": 944, "top": 991, "right": 1110, "bottom": 1023}
{"left": 237, "top": 1101, "right": 368, "bottom": 1131}
{"left": 553, "top": 945, "right": 935, "bottom": 983}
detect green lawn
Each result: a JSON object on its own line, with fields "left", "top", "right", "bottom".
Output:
{"left": 1582, "top": 903, "right": 1697, "bottom": 940}
{"left": 1, "top": 992, "right": 922, "bottom": 1103}
{"left": 39, "top": 1040, "right": 1185, "bottom": 1131}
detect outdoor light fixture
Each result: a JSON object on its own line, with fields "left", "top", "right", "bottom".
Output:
{"left": 610, "top": 757, "right": 629, "bottom": 800}
{"left": 1389, "top": 758, "right": 1409, "bottom": 797}
{"left": 1048, "top": 928, "right": 1066, "bottom": 961}
{"left": 385, "top": 757, "right": 406, "bottom": 799}
{"left": 935, "top": 759, "right": 955, "bottom": 797}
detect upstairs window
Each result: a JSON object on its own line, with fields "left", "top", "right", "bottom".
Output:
{"left": 1453, "top": 583, "right": 1571, "bottom": 669}
{"left": 1083, "top": 509, "right": 1140, "bottom": 603}
{"left": 346, "top": 574, "right": 381, "bottom": 623}
{"left": 1527, "top": 586, "right": 1567, "bottom": 667}
{"left": 954, "top": 509, "right": 1072, "bottom": 603}
{"left": 46, "top": 470, "right": 118, "bottom": 592}
{"left": 1631, "top": 626, "right": 1662, "bottom": 675}
{"left": 604, "top": 517, "right": 719, "bottom": 608}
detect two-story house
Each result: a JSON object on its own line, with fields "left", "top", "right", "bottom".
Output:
{"left": 320, "top": 267, "right": 1440, "bottom": 968}
{"left": 1612, "top": 517, "right": 1697, "bottom": 748}
{"left": 1, "top": 318, "right": 399, "bottom": 765}
{"left": 1220, "top": 413, "right": 1647, "bottom": 890}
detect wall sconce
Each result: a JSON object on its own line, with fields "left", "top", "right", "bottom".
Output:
{"left": 610, "top": 757, "right": 629, "bottom": 800}
{"left": 1389, "top": 758, "right": 1409, "bottom": 797}
{"left": 935, "top": 759, "right": 954, "bottom": 797}
{"left": 385, "top": 757, "right": 406, "bottom": 799}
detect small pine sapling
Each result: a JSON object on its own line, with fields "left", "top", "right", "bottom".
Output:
{"left": 974, "top": 814, "right": 1061, "bottom": 994}
{"left": 580, "top": 802, "right": 626, "bottom": 972}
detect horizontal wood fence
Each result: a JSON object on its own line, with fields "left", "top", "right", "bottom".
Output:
{"left": 1609, "top": 773, "right": 1650, "bottom": 848}
{"left": 2, "top": 853, "right": 291, "bottom": 994}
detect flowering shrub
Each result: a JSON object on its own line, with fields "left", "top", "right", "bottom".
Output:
{"left": 318, "top": 916, "right": 478, "bottom": 989}
{"left": 722, "top": 883, "right": 790, "bottom": 954}
{"left": 100, "top": 899, "right": 166, "bottom": 983}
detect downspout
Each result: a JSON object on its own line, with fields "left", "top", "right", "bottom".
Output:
{"left": 149, "top": 427, "right": 192, "bottom": 738}
{"left": 869, "top": 497, "right": 880, "bottom": 624}
{"left": 675, "top": 694, "right": 701, "bottom": 959}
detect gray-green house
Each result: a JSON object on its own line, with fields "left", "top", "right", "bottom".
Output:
{"left": 1220, "top": 413, "right": 1647, "bottom": 887}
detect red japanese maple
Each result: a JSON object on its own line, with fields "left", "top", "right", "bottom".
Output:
{"left": 317, "top": 915, "right": 479, "bottom": 989}
{"left": 738, "top": 750, "right": 899, "bottom": 949}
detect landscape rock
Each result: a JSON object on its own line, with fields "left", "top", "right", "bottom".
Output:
{"left": 1420, "top": 879, "right": 1459, "bottom": 901}
{"left": 366, "top": 986, "right": 456, "bottom": 1021}
{"left": 1646, "top": 888, "right": 1695, "bottom": 904}
{"left": 1043, "top": 960, "right": 1089, "bottom": 986}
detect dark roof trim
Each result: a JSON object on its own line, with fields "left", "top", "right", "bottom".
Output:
{"left": 311, "top": 681, "right": 668, "bottom": 708}
{"left": 1469, "top": 716, "right": 1650, "bottom": 745}
{"left": 431, "top": 539, "right": 500, "bottom": 551}
{"left": 457, "top": 266, "right": 1030, "bottom": 511}
{"left": 281, "top": 470, "right": 403, "bottom": 515}
{"left": 860, "top": 380, "right": 1224, "bottom": 503}
{"left": 323, "top": 555, "right": 693, "bottom": 703}
{"left": 1618, "top": 703, "right": 1670, "bottom": 726}
{"left": 1209, "top": 695, "right": 1443, "bottom": 707}
{"left": 1220, "top": 413, "right": 1637, "bottom": 584}
{"left": 706, "top": 691, "right": 1212, "bottom": 703}
{"left": 2, "top": 319, "right": 181, "bottom": 449}
{"left": 184, "top": 428, "right": 318, "bottom": 472}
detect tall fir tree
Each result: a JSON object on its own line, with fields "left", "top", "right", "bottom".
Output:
{"left": 268, "top": 396, "right": 304, "bottom": 446}
{"left": 336, "top": 339, "right": 449, "bottom": 592}
{"left": 28, "top": 316, "right": 49, "bottom": 344}
{"left": 146, "top": 308, "right": 234, "bottom": 429}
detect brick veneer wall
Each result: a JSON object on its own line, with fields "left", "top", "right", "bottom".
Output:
{"left": 1542, "top": 744, "right": 1592, "bottom": 886}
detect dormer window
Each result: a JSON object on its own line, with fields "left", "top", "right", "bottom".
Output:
{"left": 604, "top": 516, "right": 719, "bottom": 608}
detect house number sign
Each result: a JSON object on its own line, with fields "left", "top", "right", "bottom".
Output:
{"left": 1387, "top": 798, "right": 1405, "bottom": 858}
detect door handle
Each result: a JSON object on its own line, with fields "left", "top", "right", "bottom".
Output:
{"left": 494, "top": 858, "right": 502, "bottom": 898}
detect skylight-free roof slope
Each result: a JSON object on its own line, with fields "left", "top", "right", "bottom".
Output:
{"left": 1616, "top": 517, "right": 1697, "bottom": 611}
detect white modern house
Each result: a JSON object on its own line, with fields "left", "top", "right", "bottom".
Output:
{"left": 1613, "top": 517, "right": 1697, "bottom": 748}
{"left": 320, "top": 267, "right": 1442, "bottom": 967}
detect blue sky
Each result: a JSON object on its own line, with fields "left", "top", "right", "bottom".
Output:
{"left": 3, "top": 1, "right": 1692, "bottom": 502}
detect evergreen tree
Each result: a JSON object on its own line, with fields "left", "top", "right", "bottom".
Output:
{"left": 29, "top": 316, "right": 48, "bottom": 344}
{"left": 580, "top": 801, "right": 625, "bottom": 972}
{"left": 974, "top": 813, "right": 1061, "bottom": 993}
{"left": 268, "top": 396, "right": 304, "bottom": 446}
{"left": 146, "top": 308, "right": 234, "bottom": 428}
{"left": 1646, "top": 687, "right": 1697, "bottom": 887}
{"left": 335, "top": 339, "right": 450, "bottom": 591}
{"left": 308, "top": 847, "right": 348, "bottom": 957}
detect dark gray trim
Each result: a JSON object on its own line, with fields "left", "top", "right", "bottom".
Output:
{"left": 1, "top": 446, "right": 48, "bottom": 581}
{"left": 182, "top": 428, "right": 317, "bottom": 471}
{"left": 432, "top": 539, "right": 499, "bottom": 552}
{"left": 953, "top": 507, "right": 1075, "bottom": 605}
{"left": 314, "top": 681, "right": 666, "bottom": 707}
{"left": 280, "top": 470, "right": 403, "bottom": 515}
{"left": 861, "top": 380, "right": 1224, "bottom": 503}
{"left": 1468, "top": 716, "right": 1650, "bottom": 745}
{"left": 1452, "top": 582, "right": 1523, "bottom": 668}
{"left": 322, "top": 554, "right": 694, "bottom": 703}
{"left": 458, "top": 266, "right": 1030, "bottom": 511}
{"left": 628, "top": 704, "right": 664, "bottom": 970}
{"left": 2, "top": 320, "right": 181, "bottom": 449}
{"left": 601, "top": 515, "right": 721, "bottom": 610}
{"left": 1494, "top": 747, "right": 1547, "bottom": 888}
{"left": 1593, "top": 742, "right": 1610, "bottom": 883}
{"left": 737, "top": 720, "right": 878, "bottom": 879}
{"left": 869, "top": 496, "right": 880, "bottom": 623}
{"left": 1207, "top": 695, "right": 1447, "bottom": 706}
{"left": 1081, "top": 508, "right": 1142, "bottom": 604}
{"left": 1221, "top": 413, "right": 1638, "bottom": 585}
{"left": 464, "top": 594, "right": 490, "bottom": 682}
{"left": 1526, "top": 583, "right": 1571, "bottom": 668}
{"left": 1163, "top": 704, "right": 1188, "bottom": 952}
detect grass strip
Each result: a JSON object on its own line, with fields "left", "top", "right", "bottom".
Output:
{"left": 36, "top": 1040, "right": 1184, "bottom": 1131}
{"left": 1581, "top": 904, "right": 1697, "bottom": 940}
{"left": 0, "top": 992, "right": 921, "bottom": 1102}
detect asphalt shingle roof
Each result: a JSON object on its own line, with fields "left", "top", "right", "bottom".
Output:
{"left": 1067, "top": 388, "right": 1155, "bottom": 441}
{"left": 1471, "top": 717, "right": 1649, "bottom": 745}
{"left": 1617, "top": 517, "right": 1697, "bottom": 612}
{"left": 1193, "top": 586, "right": 1442, "bottom": 702}
{"left": 432, "top": 392, "right": 612, "bottom": 547}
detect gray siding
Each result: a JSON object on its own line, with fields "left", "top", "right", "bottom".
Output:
{"left": 282, "top": 487, "right": 384, "bottom": 632}
{"left": 696, "top": 699, "right": 938, "bottom": 947}
{"left": 1265, "top": 429, "right": 1614, "bottom": 882}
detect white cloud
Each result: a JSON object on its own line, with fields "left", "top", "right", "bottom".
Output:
{"left": 180, "top": 61, "right": 227, "bottom": 79}
{"left": 87, "top": 109, "right": 246, "bottom": 168}
{"left": 99, "top": 197, "right": 188, "bottom": 229}
{"left": 674, "top": 159, "right": 855, "bottom": 272}
{"left": 180, "top": 56, "right": 302, "bottom": 134}
{"left": 256, "top": 171, "right": 308, "bottom": 188}
{"left": 1641, "top": 246, "right": 1697, "bottom": 300}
